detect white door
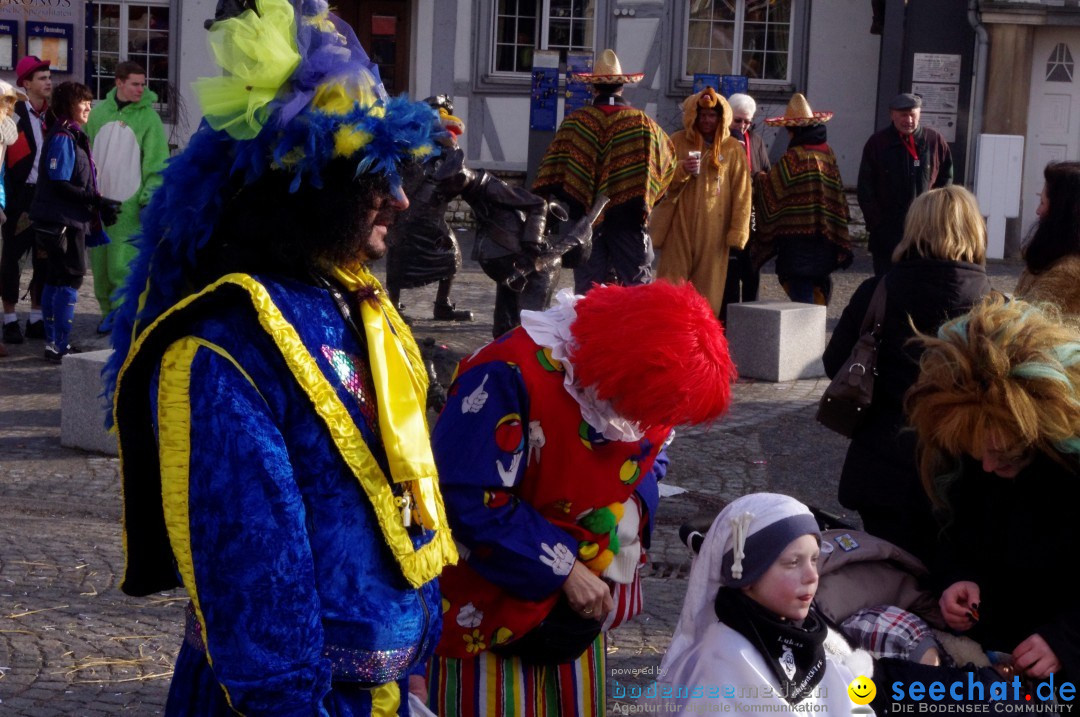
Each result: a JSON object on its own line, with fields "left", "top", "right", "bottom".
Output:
{"left": 1022, "top": 28, "right": 1080, "bottom": 239}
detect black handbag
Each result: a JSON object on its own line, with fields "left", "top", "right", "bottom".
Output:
{"left": 490, "top": 596, "right": 603, "bottom": 664}
{"left": 34, "top": 223, "right": 69, "bottom": 254}
{"left": 816, "top": 278, "right": 888, "bottom": 437}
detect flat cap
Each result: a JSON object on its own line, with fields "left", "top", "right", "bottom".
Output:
{"left": 890, "top": 93, "right": 922, "bottom": 110}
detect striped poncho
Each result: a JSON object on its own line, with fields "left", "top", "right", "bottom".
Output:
{"left": 533, "top": 105, "right": 675, "bottom": 216}
{"left": 756, "top": 144, "right": 850, "bottom": 250}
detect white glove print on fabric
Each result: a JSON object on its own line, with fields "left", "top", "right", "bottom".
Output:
{"left": 461, "top": 374, "right": 490, "bottom": 414}
{"left": 539, "top": 542, "right": 574, "bottom": 576}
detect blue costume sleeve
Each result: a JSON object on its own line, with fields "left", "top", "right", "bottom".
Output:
{"left": 157, "top": 340, "right": 333, "bottom": 715}
{"left": 433, "top": 362, "right": 576, "bottom": 601}
{"left": 636, "top": 444, "right": 666, "bottom": 549}
{"left": 45, "top": 134, "right": 76, "bottom": 182}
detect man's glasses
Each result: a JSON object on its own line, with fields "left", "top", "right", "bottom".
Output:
{"left": 732, "top": 118, "right": 753, "bottom": 126}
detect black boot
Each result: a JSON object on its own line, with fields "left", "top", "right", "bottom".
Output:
{"left": 433, "top": 301, "right": 473, "bottom": 321}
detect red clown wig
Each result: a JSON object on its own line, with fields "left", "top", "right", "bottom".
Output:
{"left": 568, "top": 281, "right": 737, "bottom": 429}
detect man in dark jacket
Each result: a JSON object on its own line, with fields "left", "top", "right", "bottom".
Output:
{"left": 1, "top": 55, "right": 51, "bottom": 344}
{"left": 857, "top": 93, "right": 952, "bottom": 276}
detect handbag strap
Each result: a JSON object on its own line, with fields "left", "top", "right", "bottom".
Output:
{"left": 859, "top": 277, "right": 888, "bottom": 338}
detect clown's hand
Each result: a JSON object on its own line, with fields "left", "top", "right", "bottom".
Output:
{"left": 539, "top": 542, "right": 574, "bottom": 576}
{"left": 562, "top": 560, "right": 613, "bottom": 619}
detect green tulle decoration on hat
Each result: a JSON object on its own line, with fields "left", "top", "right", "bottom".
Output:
{"left": 192, "top": 0, "right": 301, "bottom": 140}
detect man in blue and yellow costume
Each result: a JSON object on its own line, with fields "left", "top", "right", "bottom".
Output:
{"left": 103, "top": 0, "right": 457, "bottom": 713}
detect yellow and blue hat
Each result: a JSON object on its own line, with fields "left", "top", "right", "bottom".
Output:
{"left": 104, "top": 0, "right": 443, "bottom": 408}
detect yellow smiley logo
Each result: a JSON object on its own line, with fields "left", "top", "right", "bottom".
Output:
{"left": 847, "top": 675, "right": 876, "bottom": 705}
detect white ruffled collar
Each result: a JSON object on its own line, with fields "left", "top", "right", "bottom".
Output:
{"left": 520, "top": 289, "right": 644, "bottom": 442}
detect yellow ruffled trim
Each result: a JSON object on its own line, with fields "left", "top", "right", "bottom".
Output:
{"left": 115, "top": 273, "right": 457, "bottom": 589}
{"left": 370, "top": 681, "right": 401, "bottom": 717}
{"left": 157, "top": 336, "right": 242, "bottom": 714}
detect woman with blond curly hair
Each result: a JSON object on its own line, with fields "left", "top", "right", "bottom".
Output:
{"left": 824, "top": 185, "right": 990, "bottom": 562}
{"left": 906, "top": 296, "right": 1080, "bottom": 682}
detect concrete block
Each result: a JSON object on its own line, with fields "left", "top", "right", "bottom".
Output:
{"left": 726, "top": 301, "right": 827, "bottom": 382}
{"left": 61, "top": 349, "right": 117, "bottom": 455}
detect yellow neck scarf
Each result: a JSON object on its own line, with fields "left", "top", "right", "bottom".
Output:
{"left": 328, "top": 263, "right": 442, "bottom": 530}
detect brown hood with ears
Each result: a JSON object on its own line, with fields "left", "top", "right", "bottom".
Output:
{"left": 681, "top": 86, "right": 733, "bottom": 170}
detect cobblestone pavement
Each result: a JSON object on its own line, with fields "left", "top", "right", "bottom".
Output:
{"left": 0, "top": 237, "right": 1023, "bottom": 714}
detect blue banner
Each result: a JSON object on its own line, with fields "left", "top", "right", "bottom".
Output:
{"left": 721, "top": 75, "right": 749, "bottom": 98}
{"left": 692, "top": 73, "right": 720, "bottom": 94}
{"left": 530, "top": 65, "right": 560, "bottom": 131}
{"left": 565, "top": 51, "right": 593, "bottom": 116}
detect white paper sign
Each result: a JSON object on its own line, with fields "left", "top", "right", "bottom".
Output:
{"left": 913, "top": 53, "right": 962, "bottom": 83}
{"left": 912, "top": 82, "right": 959, "bottom": 113}
{"left": 920, "top": 112, "right": 958, "bottom": 142}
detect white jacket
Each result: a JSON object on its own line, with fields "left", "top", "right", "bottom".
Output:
{"left": 648, "top": 622, "right": 875, "bottom": 716}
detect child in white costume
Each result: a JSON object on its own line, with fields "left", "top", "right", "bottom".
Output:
{"left": 655, "top": 493, "right": 875, "bottom": 715}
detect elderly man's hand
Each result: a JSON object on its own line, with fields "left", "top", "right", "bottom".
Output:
{"left": 561, "top": 560, "right": 613, "bottom": 620}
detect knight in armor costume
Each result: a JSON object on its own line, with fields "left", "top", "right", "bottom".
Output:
{"left": 103, "top": 0, "right": 457, "bottom": 712}
{"left": 389, "top": 95, "right": 600, "bottom": 339}
{"left": 385, "top": 95, "right": 472, "bottom": 322}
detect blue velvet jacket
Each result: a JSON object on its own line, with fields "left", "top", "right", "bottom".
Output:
{"left": 114, "top": 273, "right": 454, "bottom": 714}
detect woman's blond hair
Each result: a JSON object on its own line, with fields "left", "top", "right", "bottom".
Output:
{"left": 905, "top": 295, "right": 1080, "bottom": 505}
{"left": 891, "top": 185, "right": 986, "bottom": 265}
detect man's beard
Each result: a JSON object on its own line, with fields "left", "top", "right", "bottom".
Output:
{"left": 351, "top": 202, "right": 403, "bottom": 262}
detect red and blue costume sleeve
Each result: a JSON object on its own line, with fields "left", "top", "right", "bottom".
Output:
{"left": 432, "top": 361, "right": 576, "bottom": 601}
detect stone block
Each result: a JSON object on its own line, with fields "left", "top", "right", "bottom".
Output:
{"left": 725, "top": 301, "right": 827, "bottom": 382}
{"left": 61, "top": 349, "right": 117, "bottom": 456}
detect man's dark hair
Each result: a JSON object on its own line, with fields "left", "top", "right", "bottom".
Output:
{"left": 1024, "top": 161, "right": 1080, "bottom": 274}
{"left": 52, "top": 81, "right": 93, "bottom": 120}
{"left": 198, "top": 158, "right": 397, "bottom": 285}
{"left": 115, "top": 61, "right": 147, "bottom": 81}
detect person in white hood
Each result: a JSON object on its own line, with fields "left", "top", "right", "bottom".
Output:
{"left": 654, "top": 493, "right": 874, "bottom": 715}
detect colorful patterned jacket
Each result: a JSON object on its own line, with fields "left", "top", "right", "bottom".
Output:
{"left": 432, "top": 327, "right": 667, "bottom": 659}
{"left": 533, "top": 98, "right": 675, "bottom": 223}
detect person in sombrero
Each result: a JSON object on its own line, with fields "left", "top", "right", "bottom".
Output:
{"left": 533, "top": 49, "right": 675, "bottom": 293}
{"left": 755, "top": 93, "right": 852, "bottom": 305}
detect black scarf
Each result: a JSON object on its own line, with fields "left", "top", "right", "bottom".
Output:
{"left": 714, "top": 587, "right": 827, "bottom": 704}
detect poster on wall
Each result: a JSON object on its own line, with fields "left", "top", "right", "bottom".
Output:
{"left": 912, "top": 82, "right": 959, "bottom": 113}
{"left": 530, "top": 50, "right": 559, "bottom": 131}
{"left": 693, "top": 73, "right": 720, "bottom": 93}
{"left": 920, "top": 112, "right": 957, "bottom": 143}
{"left": 912, "top": 53, "right": 962, "bottom": 84}
{"left": 27, "top": 22, "right": 73, "bottom": 74}
{"left": 565, "top": 51, "right": 592, "bottom": 116}
{"left": 0, "top": 21, "right": 15, "bottom": 72}
{"left": 721, "top": 75, "right": 748, "bottom": 98}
